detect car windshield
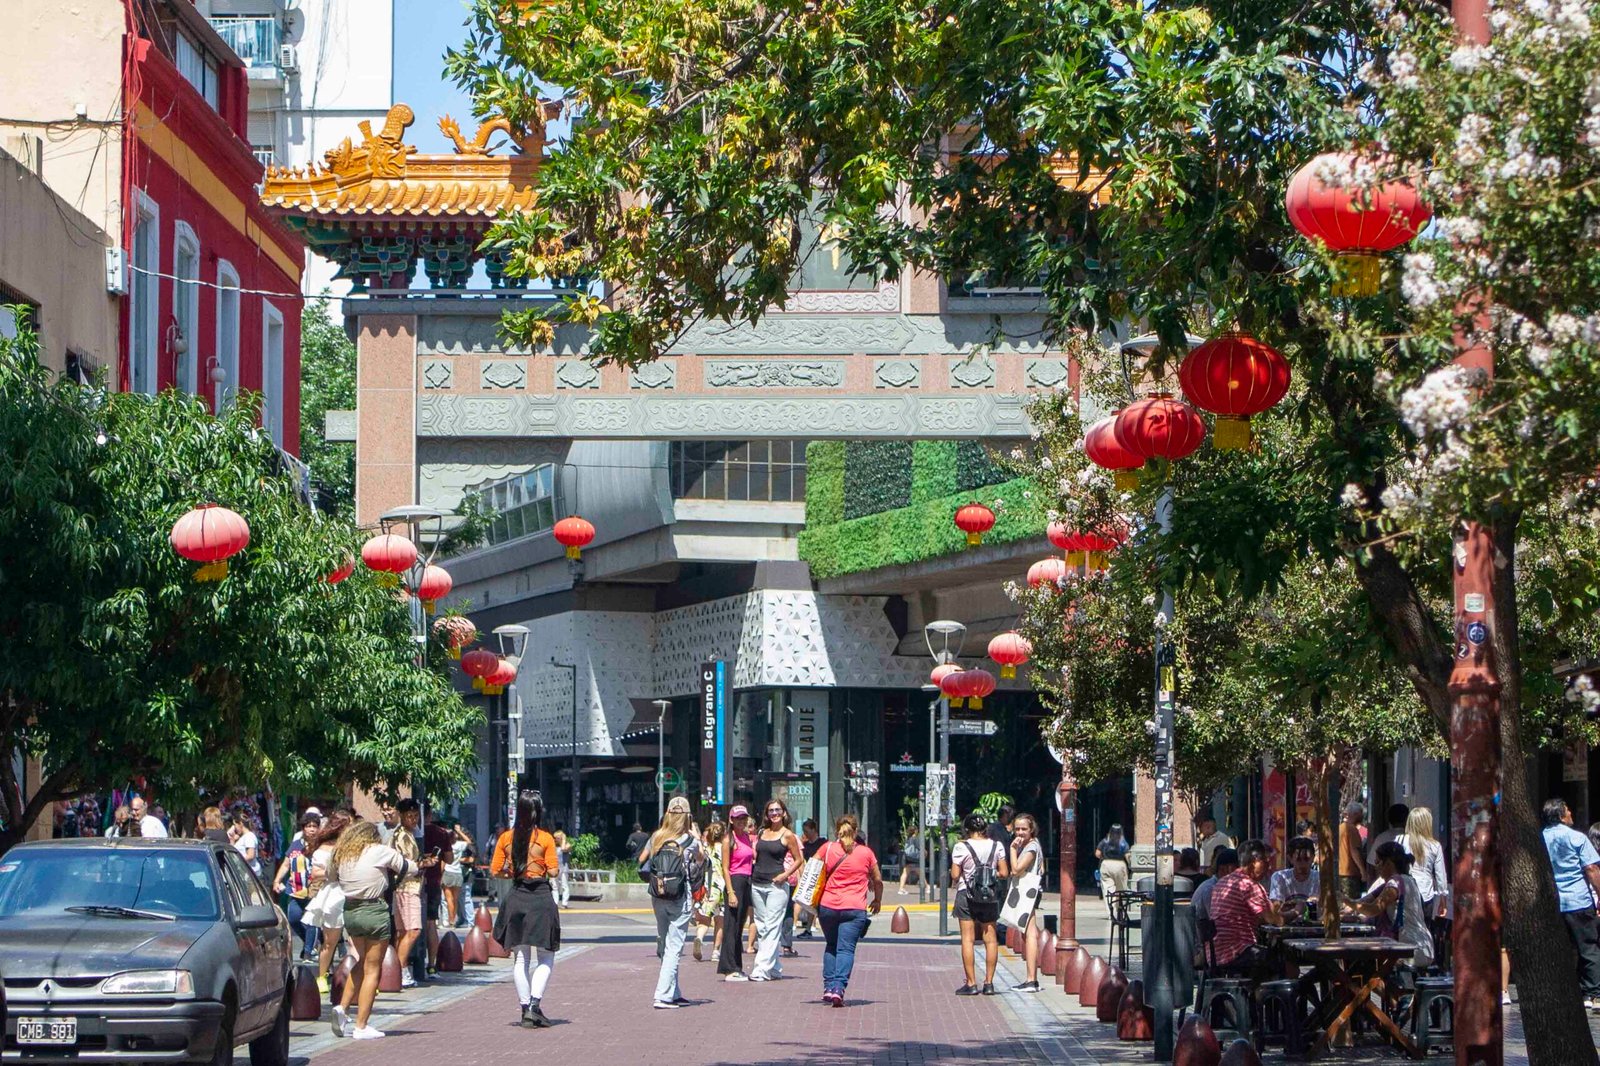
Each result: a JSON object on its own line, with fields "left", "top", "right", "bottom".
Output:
{"left": 0, "top": 849, "right": 219, "bottom": 921}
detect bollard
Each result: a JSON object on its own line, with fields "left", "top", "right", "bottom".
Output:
{"left": 329, "top": 955, "right": 356, "bottom": 1004}
{"left": 378, "top": 945, "right": 403, "bottom": 993}
{"left": 436, "top": 930, "right": 464, "bottom": 972}
{"left": 891, "top": 906, "right": 911, "bottom": 934}
{"left": 1117, "top": 978, "right": 1155, "bottom": 1041}
{"left": 475, "top": 905, "right": 494, "bottom": 934}
{"left": 1006, "top": 924, "right": 1022, "bottom": 954}
{"left": 1039, "top": 931, "right": 1057, "bottom": 977}
{"left": 290, "top": 963, "right": 322, "bottom": 1021}
{"left": 1078, "top": 955, "right": 1107, "bottom": 1009}
{"left": 487, "top": 933, "right": 510, "bottom": 959}
{"left": 1174, "top": 1016, "right": 1223, "bottom": 1066}
{"left": 464, "top": 925, "right": 491, "bottom": 964}
{"left": 1217, "top": 1037, "right": 1263, "bottom": 1066}
{"left": 1062, "top": 945, "right": 1089, "bottom": 994}
{"left": 1096, "top": 965, "right": 1128, "bottom": 1023}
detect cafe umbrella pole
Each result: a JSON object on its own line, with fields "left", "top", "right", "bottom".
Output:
{"left": 1148, "top": 489, "right": 1180, "bottom": 1062}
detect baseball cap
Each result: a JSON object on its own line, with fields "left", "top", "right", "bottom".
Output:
{"left": 667, "top": 796, "right": 691, "bottom": 814}
{"left": 730, "top": 804, "right": 749, "bottom": 819}
{"left": 304, "top": 806, "right": 322, "bottom": 818}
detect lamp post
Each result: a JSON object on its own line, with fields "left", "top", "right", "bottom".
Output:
{"left": 379, "top": 505, "right": 446, "bottom": 819}
{"left": 552, "top": 659, "right": 580, "bottom": 836}
{"left": 925, "top": 619, "right": 966, "bottom": 938}
{"left": 653, "top": 698, "right": 671, "bottom": 823}
{"left": 494, "top": 625, "right": 530, "bottom": 829}
{"left": 921, "top": 683, "right": 939, "bottom": 905}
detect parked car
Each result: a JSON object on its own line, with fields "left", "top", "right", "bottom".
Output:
{"left": 0, "top": 837, "right": 291, "bottom": 1064}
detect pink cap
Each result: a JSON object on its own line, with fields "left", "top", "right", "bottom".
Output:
{"left": 730, "top": 805, "right": 749, "bottom": 820}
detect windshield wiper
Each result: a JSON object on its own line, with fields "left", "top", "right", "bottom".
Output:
{"left": 65, "top": 905, "right": 175, "bottom": 921}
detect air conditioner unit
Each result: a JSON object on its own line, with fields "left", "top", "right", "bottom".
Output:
{"left": 278, "top": 44, "right": 299, "bottom": 73}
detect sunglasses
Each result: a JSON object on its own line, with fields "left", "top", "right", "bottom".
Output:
{"left": 766, "top": 808, "right": 784, "bottom": 815}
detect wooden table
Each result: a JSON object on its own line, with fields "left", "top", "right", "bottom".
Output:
{"left": 1262, "top": 922, "right": 1377, "bottom": 943}
{"left": 1284, "top": 937, "right": 1421, "bottom": 1059}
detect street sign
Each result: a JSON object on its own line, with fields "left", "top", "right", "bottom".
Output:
{"left": 656, "top": 767, "right": 683, "bottom": 792}
{"left": 947, "top": 718, "right": 998, "bottom": 736}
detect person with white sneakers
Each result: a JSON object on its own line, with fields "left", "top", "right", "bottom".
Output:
{"left": 329, "top": 820, "right": 418, "bottom": 1041}
{"left": 638, "top": 796, "right": 703, "bottom": 1008}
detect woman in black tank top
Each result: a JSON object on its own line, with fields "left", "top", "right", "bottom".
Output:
{"left": 749, "top": 799, "right": 804, "bottom": 980}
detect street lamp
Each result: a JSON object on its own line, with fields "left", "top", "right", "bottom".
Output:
{"left": 494, "top": 626, "right": 530, "bottom": 829}
{"left": 378, "top": 504, "right": 447, "bottom": 648}
{"left": 652, "top": 698, "right": 671, "bottom": 823}
{"left": 920, "top": 683, "right": 939, "bottom": 904}
{"left": 924, "top": 619, "right": 965, "bottom": 937}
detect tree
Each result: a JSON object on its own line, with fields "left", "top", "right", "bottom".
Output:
{"left": 449, "top": 0, "right": 1600, "bottom": 1054}
{"left": 299, "top": 300, "right": 356, "bottom": 514}
{"left": 0, "top": 323, "right": 480, "bottom": 853}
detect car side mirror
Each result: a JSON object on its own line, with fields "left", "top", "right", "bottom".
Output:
{"left": 235, "top": 904, "right": 279, "bottom": 930}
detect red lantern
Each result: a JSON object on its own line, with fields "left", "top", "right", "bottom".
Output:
{"left": 324, "top": 555, "right": 355, "bottom": 585}
{"left": 361, "top": 533, "right": 417, "bottom": 587}
{"left": 416, "top": 564, "right": 453, "bottom": 614}
{"left": 1286, "top": 152, "right": 1431, "bottom": 297}
{"left": 1061, "top": 527, "right": 1125, "bottom": 572}
{"left": 1178, "top": 333, "right": 1292, "bottom": 451}
{"left": 1114, "top": 393, "right": 1206, "bottom": 464}
{"left": 170, "top": 504, "right": 251, "bottom": 581}
{"left": 1047, "top": 521, "right": 1073, "bottom": 552}
{"left": 461, "top": 648, "right": 498, "bottom": 692}
{"left": 962, "top": 668, "right": 997, "bottom": 710}
{"left": 553, "top": 516, "right": 595, "bottom": 560}
{"left": 1084, "top": 416, "right": 1144, "bottom": 491}
{"left": 988, "top": 632, "right": 1032, "bottom": 679}
{"left": 954, "top": 502, "right": 996, "bottom": 547}
{"left": 433, "top": 615, "right": 477, "bottom": 660}
{"left": 484, "top": 657, "right": 518, "bottom": 696}
{"left": 931, "top": 663, "right": 961, "bottom": 688}
{"left": 1027, "top": 557, "right": 1068, "bottom": 589}
{"left": 939, "top": 667, "right": 969, "bottom": 708}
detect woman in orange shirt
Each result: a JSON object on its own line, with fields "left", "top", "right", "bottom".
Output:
{"left": 492, "top": 789, "right": 561, "bottom": 1028}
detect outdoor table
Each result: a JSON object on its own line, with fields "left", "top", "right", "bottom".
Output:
{"left": 1261, "top": 922, "right": 1377, "bottom": 943}
{"left": 1284, "top": 937, "right": 1421, "bottom": 1059}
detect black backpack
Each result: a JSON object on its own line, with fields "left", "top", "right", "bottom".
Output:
{"left": 648, "top": 837, "right": 689, "bottom": 900}
{"left": 965, "top": 841, "right": 1001, "bottom": 905}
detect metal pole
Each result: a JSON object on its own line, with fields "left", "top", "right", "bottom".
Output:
{"left": 1058, "top": 761, "right": 1078, "bottom": 950}
{"left": 1148, "top": 488, "right": 1179, "bottom": 1061}
{"left": 553, "top": 661, "right": 580, "bottom": 837}
{"left": 927, "top": 696, "right": 936, "bottom": 904}
{"left": 939, "top": 693, "right": 951, "bottom": 938}
{"left": 657, "top": 703, "right": 667, "bottom": 823}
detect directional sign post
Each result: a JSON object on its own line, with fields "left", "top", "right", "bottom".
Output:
{"left": 946, "top": 719, "right": 998, "bottom": 737}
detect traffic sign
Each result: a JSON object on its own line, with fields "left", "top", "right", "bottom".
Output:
{"left": 947, "top": 719, "right": 998, "bottom": 736}
{"left": 656, "top": 767, "right": 683, "bottom": 791}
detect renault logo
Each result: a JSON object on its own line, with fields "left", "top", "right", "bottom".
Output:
{"left": 40, "top": 980, "right": 53, "bottom": 997}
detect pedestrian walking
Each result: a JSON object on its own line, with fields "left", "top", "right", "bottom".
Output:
{"left": 1006, "top": 813, "right": 1045, "bottom": 992}
{"left": 272, "top": 812, "right": 323, "bottom": 960}
{"left": 199, "top": 807, "right": 231, "bottom": 844}
{"left": 419, "top": 807, "right": 454, "bottom": 973}
{"left": 639, "top": 796, "right": 703, "bottom": 1008}
{"left": 749, "top": 798, "right": 804, "bottom": 981}
{"left": 815, "top": 813, "right": 882, "bottom": 1007}
{"left": 1542, "top": 797, "right": 1600, "bottom": 1009}
{"left": 1401, "top": 806, "right": 1450, "bottom": 963}
{"left": 1095, "top": 824, "right": 1130, "bottom": 910}
{"left": 492, "top": 790, "right": 562, "bottom": 1028}
{"left": 391, "top": 800, "right": 431, "bottom": 988}
{"left": 951, "top": 812, "right": 1008, "bottom": 996}
{"left": 229, "top": 810, "right": 261, "bottom": 876}
{"left": 442, "top": 823, "right": 468, "bottom": 927}
{"left": 625, "top": 822, "right": 649, "bottom": 863}
{"left": 454, "top": 824, "right": 478, "bottom": 927}
{"left": 897, "top": 827, "right": 921, "bottom": 896}
{"left": 718, "top": 805, "right": 757, "bottom": 980}
{"left": 694, "top": 820, "right": 727, "bottom": 962}
{"left": 552, "top": 821, "right": 573, "bottom": 908}
{"left": 330, "top": 820, "right": 418, "bottom": 1040}
{"left": 305, "top": 811, "right": 352, "bottom": 994}
{"left": 796, "top": 819, "right": 825, "bottom": 935}
{"left": 130, "top": 796, "right": 167, "bottom": 837}
{"left": 1195, "top": 816, "right": 1234, "bottom": 869}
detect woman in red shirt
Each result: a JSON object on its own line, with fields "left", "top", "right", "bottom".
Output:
{"left": 815, "top": 813, "right": 883, "bottom": 1007}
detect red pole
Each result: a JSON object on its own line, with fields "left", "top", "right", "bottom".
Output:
{"left": 1058, "top": 764, "right": 1078, "bottom": 949}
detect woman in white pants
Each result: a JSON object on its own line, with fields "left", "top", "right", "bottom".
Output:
{"left": 638, "top": 797, "right": 702, "bottom": 1007}
{"left": 748, "top": 798, "right": 804, "bottom": 981}
{"left": 492, "top": 791, "right": 561, "bottom": 1028}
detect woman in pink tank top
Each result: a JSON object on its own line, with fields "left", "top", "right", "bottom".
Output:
{"left": 718, "top": 806, "right": 757, "bottom": 979}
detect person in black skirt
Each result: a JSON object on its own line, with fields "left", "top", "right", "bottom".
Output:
{"left": 492, "top": 790, "right": 561, "bottom": 1028}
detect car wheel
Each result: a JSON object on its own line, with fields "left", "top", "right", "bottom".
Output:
{"left": 247, "top": 994, "right": 290, "bottom": 1066}
{"left": 210, "top": 999, "right": 235, "bottom": 1066}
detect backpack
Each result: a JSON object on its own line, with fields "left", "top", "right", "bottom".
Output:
{"left": 965, "top": 841, "right": 1001, "bottom": 905}
{"left": 648, "top": 836, "right": 690, "bottom": 900}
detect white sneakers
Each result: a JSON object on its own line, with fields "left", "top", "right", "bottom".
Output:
{"left": 724, "top": 971, "right": 748, "bottom": 982}
{"left": 652, "top": 1000, "right": 682, "bottom": 1009}
{"left": 332, "top": 1007, "right": 384, "bottom": 1039}
{"left": 350, "top": 1026, "right": 385, "bottom": 1040}
{"left": 330, "top": 1007, "right": 348, "bottom": 1038}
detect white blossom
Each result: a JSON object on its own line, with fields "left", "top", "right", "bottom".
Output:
{"left": 1388, "top": 51, "right": 1421, "bottom": 89}
{"left": 1449, "top": 44, "right": 1492, "bottom": 72}
{"left": 1340, "top": 483, "right": 1367, "bottom": 510}
{"left": 1399, "top": 364, "right": 1479, "bottom": 437}
{"left": 1455, "top": 114, "right": 1493, "bottom": 167}
{"left": 1401, "top": 253, "right": 1444, "bottom": 308}
{"left": 1435, "top": 216, "right": 1483, "bottom": 243}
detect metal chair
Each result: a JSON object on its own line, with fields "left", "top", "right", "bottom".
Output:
{"left": 1108, "top": 891, "right": 1142, "bottom": 971}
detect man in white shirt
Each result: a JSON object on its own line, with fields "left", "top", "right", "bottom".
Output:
{"left": 1268, "top": 836, "right": 1320, "bottom": 913}
{"left": 1196, "top": 816, "right": 1234, "bottom": 869}
{"left": 377, "top": 803, "right": 399, "bottom": 846}
{"left": 1366, "top": 803, "right": 1409, "bottom": 868}
{"left": 130, "top": 797, "right": 168, "bottom": 838}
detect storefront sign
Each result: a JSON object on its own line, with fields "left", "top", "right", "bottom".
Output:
{"left": 789, "top": 691, "right": 830, "bottom": 830}
{"left": 700, "top": 660, "right": 729, "bottom": 805}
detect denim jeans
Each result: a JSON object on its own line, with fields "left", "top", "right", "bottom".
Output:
{"left": 780, "top": 880, "right": 795, "bottom": 949}
{"left": 820, "top": 906, "right": 870, "bottom": 994}
{"left": 285, "top": 897, "right": 318, "bottom": 958}
{"left": 750, "top": 881, "right": 789, "bottom": 979}
{"left": 652, "top": 892, "right": 693, "bottom": 1003}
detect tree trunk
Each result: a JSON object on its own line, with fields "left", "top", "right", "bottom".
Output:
{"left": 1491, "top": 519, "right": 1599, "bottom": 1065}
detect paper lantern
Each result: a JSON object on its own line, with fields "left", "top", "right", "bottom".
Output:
{"left": 939, "top": 667, "right": 970, "bottom": 708}
{"left": 1047, "top": 521, "right": 1073, "bottom": 552}
{"left": 170, "top": 504, "right": 250, "bottom": 581}
{"left": 988, "top": 633, "right": 1032, "bottom": 679}
{"left": 483, "top": 657, "right": 518, "bottom": 696}
{"left": 1027, "top": 557, "right": 1068, "bottom": 589}
{"left": 416, "top": 564, "right": 453, "bottom": 614}
{"left": 962, "top": 668, "right": 997, "bottom": 710}
{"left": 461, "top": 648, "right": 498, "bottom": 692}
{"left": 432, "top": 615, "right": 477, "bottom": 660}
{"left": 954, "top": 502, "right": 996, "bottom": 547}
{"left": 1114, "top": 394, "right": 1206, "bottom": 464}
{"left": 930, "top": 663, "right": 961, "bottom": 688}
{"left": 361, "top": 533, "right": 417, "bottom": 588}
{"left": 1084, "top": 416, "right": 1144, "bottom": 491}
{"left": 553, "top": 515, "right": 595, "bottom": 560}
{"left": 1286, "top": 152, "right": 1431, "bottom": 296}
{"left": 324, "top": 555, "right": 355, "bottom": 585}
{"left": 1179, "top": 333, "right": 1291, "bottom": 450}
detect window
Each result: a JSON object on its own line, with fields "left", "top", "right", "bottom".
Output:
{"left": 670, "top": 441, "right": 808, "bottom": 502}
{"left": 793, "top": 214, "right": 878, "bottom": 292}
{"left": 172, "top": 223, "right": 199, "bottom": 394}
{"left": 261, "top": 302, "right": 285, "bottom": 445}
{"left": 129, "top": 193, "right": 160, "bottom": 395}
{"left": 214, "top": 260, "right": 240, "bottom": 411}
{"left": 174, "top": 33, "right": 220, "bottom": 109}
{"left": 477, "top": 465, "right": 558, "bottom": 546}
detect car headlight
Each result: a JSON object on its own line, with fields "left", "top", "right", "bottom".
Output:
{"left": 101, "top": 970, "right": 195, "bottom": 996}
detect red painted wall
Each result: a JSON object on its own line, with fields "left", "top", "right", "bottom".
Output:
{"left": 121, "top": 35, "right": 306, "bottom": 455}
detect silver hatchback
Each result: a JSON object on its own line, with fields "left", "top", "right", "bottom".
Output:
{"left": 0, "top": 838, "right": 291, "bottom": 1064}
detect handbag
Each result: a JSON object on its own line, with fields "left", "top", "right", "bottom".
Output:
{"left": 794, "top": 843, "right": 846, "bottom": 922}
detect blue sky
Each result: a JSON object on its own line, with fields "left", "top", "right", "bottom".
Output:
{"left": 392, "top": 0, "right": 478, "bottom": 153}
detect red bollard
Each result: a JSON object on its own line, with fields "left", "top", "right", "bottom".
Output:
{"left": 329, "top": 954, "right": 355, "bottom": 1004}
{"left": 436, "top": 930, "right": 464, "bottom": 972}
{"left": 464, "top": 925, "right": 491, "bottom": 964}
{"left": 1062, "top": 945, "right": 1089, "bottom": 994}
{"left": 1038, "top": 931, "right": 1057, "bottom": 977}
{"left": 1078, "top": 955, "right": 1107, "bottom": 1009}
{"left": 1218, "top": 1037, "right": 1263, "bottom": 1066}
{"left": 1117, "top": 978, "right": 1155, "bottom": 1041}
{"left": 290, "top": 964, "right": 322, "bottom": 1021}
{"left": 1006, "top": 924, "right": 1022, "bottom": 953}
{"left": 1175, "top": 1016, "right": 1223, "bottom": 1066}
{"left": 378, "top": 945, "right": 403, "bottom": 993}
{"left": 475, "top": 906, "right": 493, "bottom": 934}
{"left": 487, "top": 933, "right": 510, "bottom": 959}
{"left": 1096, "top": 965, "right": 1128, "bottom": 1023}
{"left": 890, "top": 906, "right": 911, "bottom": 933}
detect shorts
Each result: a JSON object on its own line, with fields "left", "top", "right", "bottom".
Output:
{"left": 954, "top": 889, "right": 999, "bottom": 924}
{"left": 343, "top": 898, "right": 392, "bottom": 941}
{"left": 394, "top": 890, "right": 422, "bottom": 933}
{"left": 423, "top": 880, "right": 444, "bottom": 923}
{"left": 442, "top": 868, "right": 464, "bottom": 889}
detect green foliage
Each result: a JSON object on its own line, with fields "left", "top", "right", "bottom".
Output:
{"left": 843, "top": 441, "right": 913, "bottom": 519}
{"left": 298, "top": 301, "right": 355, "bottom": 515}
{"left": 0, "top": 324, "right": 480, "bottom": 850}
{"left": 974, "top": 792, "right": 1013, "bottom": 821}
{"left": 803, "top": 442, "right": 845, "bottom": 527}
{"left": 568, "top": 832, "right": 603, "bottom": 867}
{"left": 911, "top": 441, "right": 958, "bottom": 502}
{"left": 955, "top": 441, "right": 1009, "bottom": 494}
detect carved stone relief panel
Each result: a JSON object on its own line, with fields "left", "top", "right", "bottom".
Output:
{"left": 480, "top": 360, "right": 528, "bottom": 390}
{"left": 872, "top": 359, "right": 920, "bottom": 389}
{"left": 948, "top": 354, "right": 997, "bottom": 388}
{"left": 555, "top": 360, "right": 601, "bottom": 389}
{"left": 705, "top": 360, "right": 845, "bottom": 388}
{"left": 421, "top": 360, "right": 454, "bottom": 389}
{"left": 630, "top": 361, "right": 677, "bottom": 389}
{"left": 1024, "top": 358, "right": 1070, "bottom": 389}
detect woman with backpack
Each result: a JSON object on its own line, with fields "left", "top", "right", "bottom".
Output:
{"left": 491, "top": 790, "right": 562, "bottom": 1028}
{"left": 815, "top": 813, "right": 883, "bottom": 1007}
{"left": 717, "top": 805, "right": 757, "bottom": 981}
{"left": 950, "top": 812, "right": 1009, "bottom": 996}
{"left": 638, "top": 796, "right": 703, "bottom": 1008}
{"left": 749, "top": 798, "right": 805, "bottom": 981}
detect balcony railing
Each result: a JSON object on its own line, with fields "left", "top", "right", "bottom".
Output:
{"left": 210, "top": 17, "right": 281, "bottom": 72}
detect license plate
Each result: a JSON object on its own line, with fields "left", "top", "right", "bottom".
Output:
{"left": 17, "top": 1017, "right": 77, "bottom": 1045}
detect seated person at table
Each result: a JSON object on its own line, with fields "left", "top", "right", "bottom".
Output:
{"left": 1210, "top": 840, "right": 1285, "bottom": 977}
{"left": 1176, "top": 848, "right": 1203, "bottom": 879}
{"left": 1192, "top": 847, "right": 1239, "bottom": 922}
{"left": 1344, "top": 840, "right": 1434, "bottom": 970}
{"left": 1269, "top": 836, "right": 1320, "bottom": 917}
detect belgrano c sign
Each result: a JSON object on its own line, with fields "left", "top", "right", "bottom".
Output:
{"left": 699, "top": 660, "right": 728, "bottom": 805}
